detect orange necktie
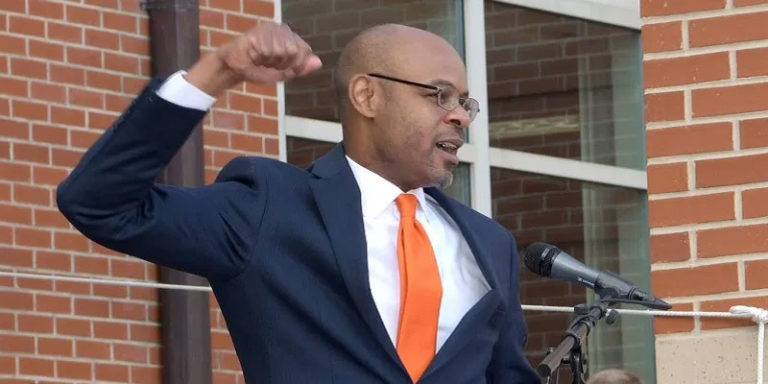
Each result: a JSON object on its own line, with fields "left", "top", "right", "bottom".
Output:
{"left": 395, "top": 194, "right": 443, "bottom": 383}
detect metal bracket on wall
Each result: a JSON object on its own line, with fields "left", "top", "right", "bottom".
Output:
{"left": 140, "top": 0, "right": 198, "bottom": 11}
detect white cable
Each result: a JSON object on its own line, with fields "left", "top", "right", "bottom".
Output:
{"left": 730, "top": 306, "right": 768, "bottom": 384}
{"left": 0, "top": 270, "right": 213, "bottom": 292}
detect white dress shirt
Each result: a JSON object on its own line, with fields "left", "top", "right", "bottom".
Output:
{"left": 156, "top": 71, "right": 490, "bottom": 351}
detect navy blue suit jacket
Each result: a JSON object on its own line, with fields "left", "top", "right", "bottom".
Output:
{"left": 57, "top": 80, "right": 539, "bottom": 383}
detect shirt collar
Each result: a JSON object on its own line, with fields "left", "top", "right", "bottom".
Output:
{"left": 346, "top": 156, "right": 428, "bottom": 219}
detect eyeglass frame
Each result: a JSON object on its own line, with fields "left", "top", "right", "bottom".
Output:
{"left": 367, "top": 73, "right": 480, "bottom": 122}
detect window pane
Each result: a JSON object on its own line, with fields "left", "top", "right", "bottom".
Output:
{"left": 286, "top": 137, "right": 471, "bottom": 205}
{"left": 484, "top": 2, "right": 645, "bottom": 169}
{"left": 491, "top": 167, "right": 653, "bottom": 382}
{"left": 283, "top": 0, "right": 462, "bottom": 122}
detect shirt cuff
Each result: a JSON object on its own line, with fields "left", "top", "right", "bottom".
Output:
{"left": 156, "top": 70, "right": 217, "bottom": 111}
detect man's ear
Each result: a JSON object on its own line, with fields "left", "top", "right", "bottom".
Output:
{"left": 348, "top": 74, "right": 378, "bottom": 119}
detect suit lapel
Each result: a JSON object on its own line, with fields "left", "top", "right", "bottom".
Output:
{"left": 422, "top": 188, "right": 503, "bottom": 380}
{"left": 307, "top": 144, "right": 401, "bottom": 366}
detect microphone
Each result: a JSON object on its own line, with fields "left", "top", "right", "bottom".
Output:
{"left": 523, "top": 242, "right": 671, "bottom": 310}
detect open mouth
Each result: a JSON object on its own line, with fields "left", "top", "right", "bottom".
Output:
{"left": 436, "top": 141, "right": 460, "bottom": 156}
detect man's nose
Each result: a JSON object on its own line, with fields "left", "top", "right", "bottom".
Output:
{"left": 445, "top": 105, "right": 471, "bottom": 128}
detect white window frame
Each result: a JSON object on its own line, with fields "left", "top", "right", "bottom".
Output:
{"left": 278, "top": 0, "right": 646, "bottom": 218}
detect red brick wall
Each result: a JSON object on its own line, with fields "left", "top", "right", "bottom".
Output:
{"left": 0, "top": 1, "right": 276, "bottom": 383}
{"left": 642, "top": 0, "right": 768, "bottom": 336}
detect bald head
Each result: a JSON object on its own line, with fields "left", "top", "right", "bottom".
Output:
{"left": 334, "top": 24, "right": 463, "bottom": 122}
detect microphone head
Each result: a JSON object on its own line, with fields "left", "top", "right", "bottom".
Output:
{"left": 523, "top": 242, "right": 561, "bottom": 278}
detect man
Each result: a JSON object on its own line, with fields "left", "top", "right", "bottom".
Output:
{"left": 57, "top": 22, "right": 538, "bottom": 383}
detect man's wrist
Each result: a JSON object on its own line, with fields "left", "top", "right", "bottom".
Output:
{"left": 186, "top": 52, "right": 242, "bottom": 98}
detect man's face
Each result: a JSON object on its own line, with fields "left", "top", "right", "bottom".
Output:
{"left": 370, "top": 41, "right": 471, "bottom": 190}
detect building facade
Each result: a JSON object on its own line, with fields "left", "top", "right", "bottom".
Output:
{"left": 0, "top": 0, "right": 766, "bottom": 383}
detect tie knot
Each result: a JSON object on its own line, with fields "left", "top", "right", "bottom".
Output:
{"left": 396, "top": 194, "right": 418, "bottom": 218}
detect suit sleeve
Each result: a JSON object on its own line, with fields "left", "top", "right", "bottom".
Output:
{"left": 486, "top": 235, "right": 540, "bottom": 383}
{"left": 57, "top": 79, "right": 265, "bottom": 282}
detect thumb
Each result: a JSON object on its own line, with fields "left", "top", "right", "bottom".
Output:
{"left": 294, "top": 54, "right": 322, "bottom": 77}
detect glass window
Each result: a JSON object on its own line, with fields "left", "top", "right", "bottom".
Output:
{"left": 492, "top": 167, "right": 653, "bottom": 382}
{"left": 485, "top": 1, "right": 645, "bottom": 169}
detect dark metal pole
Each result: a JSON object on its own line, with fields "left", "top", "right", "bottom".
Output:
{"left": 142, "top": 1, "right": 212, "bottom": 383}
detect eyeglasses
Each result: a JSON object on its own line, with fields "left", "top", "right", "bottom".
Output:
{"left": 368, "top": 73, "right": 480, "bottom": 122}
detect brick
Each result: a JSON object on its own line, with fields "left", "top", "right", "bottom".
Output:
{"left": 94, "top": 283, "right": 127, "bottom": 298}
{"left": 112, "top": 301, "right": 146, "bottom": 321}
{"left": 212, "top": 110, "right": 245, "bottom": 131}
{"left": 229, "top": 93, "right": 262, "bottom": 113}
{"left": 20, "top": 357, "right": 55, "bottom": 377}
{"left": 14, "top": 184, "right": 50, "bottom": 205}
{"left": 244, "top": 0, "right": 273, "bottom": 17}
{"left": 231, "top": 133, "right": 263, "bottom": 152}
{"left": 105, "top": 94, "right": 132, "bottom": 111}
{"left": 55, "top": 280, "right": 90, "bottom": 295}
{"left": 652, "top": 262, "right": 738, "bottom": 297}
{"left": 89, "top": 111, "right": 117, "bottom": 129}
{"left": 105, "top": 52, "right": 139, "bottom": 74}
{"left": 96, "top": 363, "right": 130, "bottom": 382}
{"left": 114, "top": 343, "right": 147, "bottom": 363}
{"left": 735, "top": 0, "right": 768, "bottom": 5}
{"left": 56, "top": 317, "right": 91, "bottom": 337}
{"left": 0, "top": 76, "right": 28, "bottom": 98}
{"left": 131, "top": 365, "right": 161, "bottom": 384}
{"left": 644, "top": 52, "right": 730, "bottom": 88}
{"left": 29, "top": 39, "right": 65, "bottom": 61}
{"left": 647, "top": 162, "right": 687, "bottom": 194}
{"left": 654, "top": 302, "right": 694, "bottom": 334}
{"left": 0, "top": 356, "right": 11, "bottom": 374}
{"left": 11, "top": 57, "right": 48, "bottom": 80}
{"left": 642, "top": 21, "right": 682, "bottom": 53}
{"left": 698, "top": 223, "right": 768, "bottom": 257}
{"left": 66, "top": 4, "right": 101, "bottom": 26}
{"left": 51, "top": 106, "right": 85, "bottom": 126}
{"left": 264, "top": 99, "right": 278, "bottom": 116}
{"left": 16, "top": 227, "right": 51, "bottom": 247}
{"left": 52, "top": 148, "right": 83, "bottom": 168}
{"left": 646, "top": 122, "right": 732, "bottom": 158}
{"left": 14, "top": 142, "right": 50, "bottom": 164}
{"left": 58, "top": 360, "right": 92, "bottom": 380}
{"left": 744, "top": 259, "right": 768, "bottom": 290}
{"left": 103, "top": 11, "right": 136, "bottom": 33}
{"left": 641, "top": 0, "right": 726, "bottom": 16}
{"left": 87, "top": 71, "right": 122, "bottom": 91}
{"left": 201, "top": 9, "right": 225, "bottom": 28}
{"left": 77, "top": 340, "right": 111, "bottom": 359}
{"left": 644, "top": 91, "right": 684, "bottom": 122}
{"left": 737, "top": 47, "right": 768, "bottom": 78}
{"left": 37, "top": 250, "right": 72, "bottom": 271}
{"left": 48, "top": 22, "right": 83, "bottom": 44}
{"left": 93, "top": 320, "right": 127, "bottom": 340}
{"left": 9, "top": 15, "right": 45, "bottom": 37}
{"left": 0, "top": 162, "right": 31, "bottom": 182}
{"left": 75, "top": 298, "right": 110, "bottom": 317}
{"left": 210, "top": 0, "right": 241, "bottom": 11}
{"left": 743, "top": 187, "right": 768, "bottom": 219}
{"left": 0, "top": 290, "right": 34, "bottom": 310}
{"left": 29, "top": 0, "right": 64, "bottom": 19}
{"left": 690, "top": 11, "right": 768, "bottom": 47}
{"left": 245, "top": 82, "right": 277, "bottom": 97}
{"left": 697, "top": 153, "right": 768, "bottom": 188}
{"left": 36, "top": 293, "right": 71, "bottom": 314}
{"left": 247, "top": 115, "right": 278, "bottom": 135}
{"left": 120, "top": 34, "right": 150, "bottom": 56}
{"left": 50, "top": 64, "right": 85, "bottom": 85}
{"left": 31, "top": 82, "right": 66, "bottom": 104}
{"left": 85, "top": 29, "right": 119, "bottom": 50}
{"left": 741, "top": 117, "right": 768, "bottom": 149}
{"left": 112, "top": 258, "right": 145, "bottom": 279}
{"left": 38, "top": 337, "right": 73, "bottom": 356}
{"left": 12, "top": 99, "right": 48, "bottom": 121}
{"left": 649, "top": 192, "right": 734, "bottom": 227}
{"left": 75, "top": 255, "right": 108, "bottom": 274}
{"left": 0, "top": 0, "right": 26, "bottom": 13}
{"left": 0, "top": 34, "right": 26, "bottom": 55}
{"left": 32, "top": 165, "right": 68, "bottom": 186}
{"left": 0, "top": 246, "right": 33, "bottom": 267}
{"left": 18, "top": 314, "right": 53, "bottom": 333}
{"left": 67, "top": 46, "right": 103, "bottom": 68}
{"left": 0, "top": 202, "right": 32, "bottom": 224}
{"left": 130, "top": 323, "right": 160, "bottom": 342}
{"left": 0, "top": 334, "right": 35, "bottom": 353}
{"left": 70, "top": 129, "right": 101, "bottom": 148}
{"left": 694, "top": 83, "right": 768, "bottom": 117}
{"left": 701, "top": 296, "right": 768, "bottom": 329}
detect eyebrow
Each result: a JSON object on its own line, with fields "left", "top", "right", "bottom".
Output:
{"left": 430, "top": 79, "right": 470, "bottom": 97}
